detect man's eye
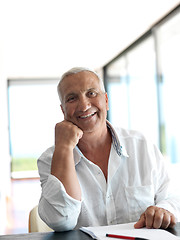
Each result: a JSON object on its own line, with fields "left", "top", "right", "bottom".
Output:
{"left": 88, "top": 91, "right": 97, "bottom": 97}
{"left": 66, "top": 96, "right": 76, "bottom": 102}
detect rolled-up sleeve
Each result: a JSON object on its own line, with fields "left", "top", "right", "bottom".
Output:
{"left": 37, "top": 147, "right": 82, "bottom": 231}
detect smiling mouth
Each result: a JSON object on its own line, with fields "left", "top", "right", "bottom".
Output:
{"left": 78, "top": 112, "right": 96, "bottom": 119}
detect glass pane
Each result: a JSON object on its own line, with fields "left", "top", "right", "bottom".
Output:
{"left": 158, "top": 12, "right": 180, "bottom": 164}
{"left": 106, "top": 37, "right": 159, "bottom": 145}
{"left": 106, "top": 57, "right": 129, "bottom": 129}
{"left": 8, "top": 80, "right": 63, "bottom": 176}
{"left": 127, "top": 37, "right": 159, "bottom": 144}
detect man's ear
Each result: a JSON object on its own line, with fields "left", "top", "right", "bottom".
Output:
{"left": 60, "top": 104, "right": 65, "bottom": 114}
{"left": 105, "top": 92, "right": 109, "bottom": 111}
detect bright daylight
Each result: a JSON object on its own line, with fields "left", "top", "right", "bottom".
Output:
{"left": 0, "top": 0, "right": 180, "bottom": 239}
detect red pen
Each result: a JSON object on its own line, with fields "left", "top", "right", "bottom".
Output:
{"left": 106, "top": 233, "right": 149, "bottom": 240}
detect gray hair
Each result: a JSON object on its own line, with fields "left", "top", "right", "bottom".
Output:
{"left": 57, "top": 67, "right": 105, "bottom": 102}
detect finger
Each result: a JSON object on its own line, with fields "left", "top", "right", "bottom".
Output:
{"left": 161, "top": 212, "right": 171, "bottom": 229}
{"left": 77, "top": 131, "right": 83, "bottom": 141}
{"left": 153, "top": 208, "right": 164, "bottom": 229}
{"left": 64, "top": 120, "right": 83, "bottom": 140}
{"left": 145, "top": 207, "right": 155, "bottom": 229}
{"left": 77, "top": 129, "right": 83, "bottom": 139}
{"left": 168, "top": 214, "right": 176, "bottom": 228}
{"left": 134, "top": 214, "right": 146, "bottom": 229}
{"left": 152, "top": 208, "right": 176, "bottom": 229}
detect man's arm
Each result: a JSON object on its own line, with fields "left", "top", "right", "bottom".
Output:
{"left": 38, "top": 120, "right": 83, "bottom": 231}
{"left": 51, "top": 120, "right": 83, "bottom": 200}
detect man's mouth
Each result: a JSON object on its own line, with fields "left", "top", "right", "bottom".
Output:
{"left": 78, "top": 112, "right": 96, "bottom": 119}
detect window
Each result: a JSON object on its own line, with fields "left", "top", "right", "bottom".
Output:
{"left": 8, "top": 79, "right": 63, "bottom": 178}
{"left": 106, "top": 57, "right": 129, "bottom": 129}
{"left": 106, "top": 37, "right": 159, "bottom": 145}
{"left": 104, "top": 7, "right": 180, "bottom": 168}
{"left": 156, "top": 12, "right": 180, "bottom": 164}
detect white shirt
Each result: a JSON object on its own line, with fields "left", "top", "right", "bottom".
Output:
{"left": 38, "top": 121, "right": 180, "bottom": 231}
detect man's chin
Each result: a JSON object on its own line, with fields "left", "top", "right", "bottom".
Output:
{"left": 80, "top": 125, "right": 98, "bottom": 134}
{"left": 69, "top": 119, "right": 98, "bottom": 132}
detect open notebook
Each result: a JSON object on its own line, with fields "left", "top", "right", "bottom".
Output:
{"left": 80, "top": 222, "right": 180, "bottom": 240}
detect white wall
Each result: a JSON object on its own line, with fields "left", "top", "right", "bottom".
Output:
{"left": 0, "top": 46, "right": 11, "bottom": 233}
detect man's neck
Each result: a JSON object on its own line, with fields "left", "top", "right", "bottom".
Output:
{"left": 78, "top": 125, "right": 111, "bottom": 156}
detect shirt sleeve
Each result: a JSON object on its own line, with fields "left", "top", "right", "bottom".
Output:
{"left": 37, "top": 147, "right": 82, "bottom": 231}
{"left": 152, "top": 144, "right": 180, "bottom": 221}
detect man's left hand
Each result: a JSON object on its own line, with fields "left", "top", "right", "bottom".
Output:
{"left": 134, "top": 206, "right": 176, "bottom": 229}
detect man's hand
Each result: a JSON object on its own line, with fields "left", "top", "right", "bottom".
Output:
{"left": 54, "top": 120, "right": 83, "bottom": 149}
{"left": 134, "top": 206, "right": 176, "bottom": 229}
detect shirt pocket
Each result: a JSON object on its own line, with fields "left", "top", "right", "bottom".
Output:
{"left": 125, "top": 185, "right": 155, "bottom": 222}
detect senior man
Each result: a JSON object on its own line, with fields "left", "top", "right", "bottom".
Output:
{"left": 38, "top": 67, "right": 180, "bottom": 231}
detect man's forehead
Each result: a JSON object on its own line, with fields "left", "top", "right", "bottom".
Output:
{"left": 62, "top": 73, "right": 99, "bottom": 88}
{"left": 63, "top": 71, "right": 99, "bottom": 82}
{"left": 59, "top": 71, "right": 101, "bottom": 100}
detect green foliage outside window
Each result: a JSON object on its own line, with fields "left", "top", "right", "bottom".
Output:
{"left": 11, "top": 158, "right": 38, "bottom": 172}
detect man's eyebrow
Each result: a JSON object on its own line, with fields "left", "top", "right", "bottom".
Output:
{"left": 87, "top": 87, "right": 99, "bottom": 92}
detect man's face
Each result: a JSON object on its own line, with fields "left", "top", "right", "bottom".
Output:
{"left": 60, "top": 71, "right": 109, "bottom": 133}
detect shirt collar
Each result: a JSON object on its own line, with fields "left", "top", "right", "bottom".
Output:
{"left": 73, "top": 120, "right": 129, "bottom": 165}
{"left": 106, "top": 120, "right": 129, "bottom": 158}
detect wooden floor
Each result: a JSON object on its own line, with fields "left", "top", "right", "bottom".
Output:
{"left": 5, "top": 178, "right": 41, "bottom": 234}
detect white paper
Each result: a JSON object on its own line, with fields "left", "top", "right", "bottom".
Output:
{"left": 80, "top": 222, "right": 180, "bottom": 240}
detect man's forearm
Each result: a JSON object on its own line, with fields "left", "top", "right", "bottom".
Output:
{"left": 51, "top": 147, "right": 81, "bottom": 200}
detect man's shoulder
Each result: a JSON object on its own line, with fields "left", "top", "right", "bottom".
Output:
{"left": 114, "top": 126, "right": 147, "bottom": 141}
{"left": 107, "top": 121, "right": 146, "bottom": 141}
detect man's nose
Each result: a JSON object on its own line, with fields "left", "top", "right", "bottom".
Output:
{"left": 78, "top": 96, "right": 91, "bottom": 111}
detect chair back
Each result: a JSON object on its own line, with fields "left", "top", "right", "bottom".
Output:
{"left": 28, "top": 205, "right": 53, "bottom": 232}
